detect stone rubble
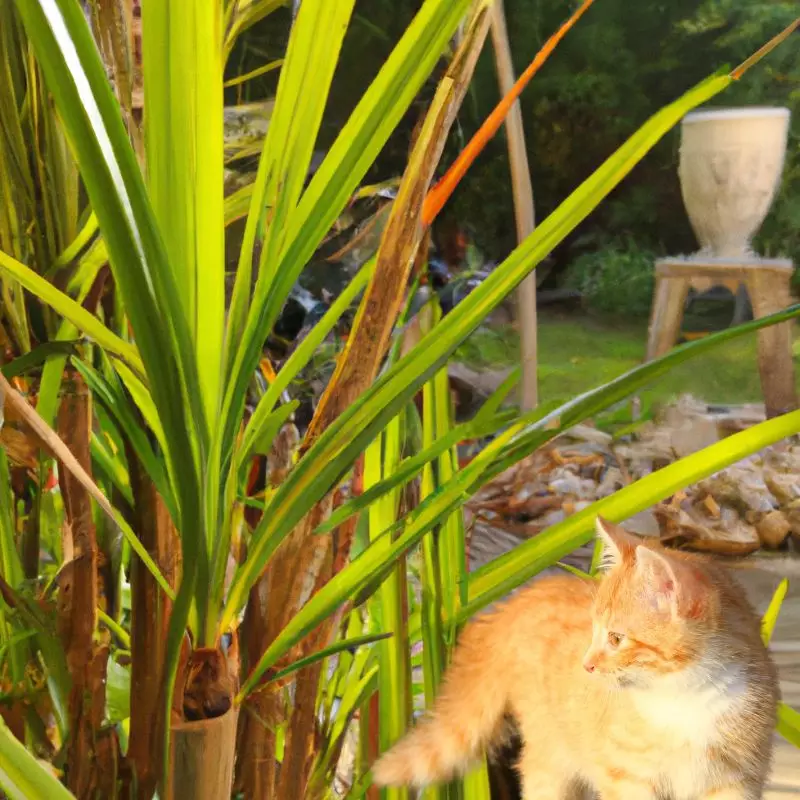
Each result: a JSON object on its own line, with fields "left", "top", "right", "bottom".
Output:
{"left": 467, "top": 396, "right": 800, "bottom": 558}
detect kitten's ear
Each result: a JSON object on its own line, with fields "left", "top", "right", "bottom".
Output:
{"left": 595, "top": 517, "right": 638, "bottom": 569}
{"left": 635, "top": 546, "right": 678, "bottom": 616}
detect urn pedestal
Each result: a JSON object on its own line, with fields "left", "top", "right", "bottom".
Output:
{"left": 645, "top": 107, "right": 796, "bottom": 417}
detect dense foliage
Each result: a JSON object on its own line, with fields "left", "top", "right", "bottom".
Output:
{"left": 563, "top": 239, "right": 656, "bottom": 318}
{"left": 233, "top": 0, "right": 799, "bottom": 274}
{"left": 0, "top": 2, "right": 798, "bottom": 798}
{"left": 455, "top": 0, "right": 798, "bottom": 269}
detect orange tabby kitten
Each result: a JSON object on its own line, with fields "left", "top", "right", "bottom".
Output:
{"left": 373, "top": 517, "right": 779, "bottom": 798}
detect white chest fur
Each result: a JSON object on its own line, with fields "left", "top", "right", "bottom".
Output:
{"left": 627, "top": 661, "right": 749, "bottom": 799}
{"left": 630, "top": 661, "right": 748, "bottom": 746}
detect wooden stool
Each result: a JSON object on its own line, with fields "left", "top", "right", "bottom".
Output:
{"left": 645, "top": 257, "right": 797, "bottom": 418}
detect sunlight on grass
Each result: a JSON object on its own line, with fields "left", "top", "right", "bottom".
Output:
{"left": 455, "top": 312, "right": 798, "bottom": 407}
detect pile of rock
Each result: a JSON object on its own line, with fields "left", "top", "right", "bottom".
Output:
{"left": 467, "top": 396, "right": 800, "bottom": 559}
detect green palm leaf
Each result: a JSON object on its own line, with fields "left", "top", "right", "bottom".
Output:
{"left": 222, "top": 70, "right": 732, "bottom": 631}
{"left": 220, "top": 0, "right": 474, "bottom": 462}
{"left": 0, "top": 716, "right": 75, "bottom": 800}
{"left": 465, "top": 409, "right": 800, "bottom": 618}
{"left": 12, "top": 0, "right": 205, "bottom": 541}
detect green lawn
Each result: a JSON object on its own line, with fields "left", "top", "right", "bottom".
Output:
{"left": 455, "top": 311, "right": 800, "bottom": 411}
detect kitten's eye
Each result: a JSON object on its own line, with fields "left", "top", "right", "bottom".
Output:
{"left": 607, "top": 631, "right": 624, "bottom": 648}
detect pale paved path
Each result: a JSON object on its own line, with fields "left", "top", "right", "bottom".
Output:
{"left": 724, "top": 557, "right": 800, "bottom": 798}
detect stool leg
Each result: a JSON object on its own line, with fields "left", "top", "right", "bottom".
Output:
{"left": 731, "top": 282, "right": 751, "bottom": 326}
{"left": 646, "top": 275, "right": 688, "bottom": 360}
{"left": 747, "top": 271, "right": 797, "bottom": 418}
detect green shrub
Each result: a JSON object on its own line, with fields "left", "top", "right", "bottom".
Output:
{"left": 563, "top": 240, "right": 657, "bottom": 318}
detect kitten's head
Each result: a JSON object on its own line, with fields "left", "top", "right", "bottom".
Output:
{"left": 582, "top": 517, "right": 719, "bottom": 683}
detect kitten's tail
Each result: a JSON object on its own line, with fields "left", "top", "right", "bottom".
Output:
{"left": 372, "top": 616, "right": 509, "bottom": 788}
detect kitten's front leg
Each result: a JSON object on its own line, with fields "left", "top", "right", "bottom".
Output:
{"left": 517, "top": 746, "right": 574, "bottom": 799}
{"left": 593, "top": 773, "right": 657, "bottom": 799}
{"left": 519, "top": 775, "right": 569, "bottom": 800}
{"left": 592, "top": 769, "right": 656, "bottom": 800}
{"left": 519, "top": 765, "right": 573, "bottom": 799}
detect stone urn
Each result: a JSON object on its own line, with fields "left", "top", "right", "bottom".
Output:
{"left": 678, "top": 107, "right": 790, "bottom": 259}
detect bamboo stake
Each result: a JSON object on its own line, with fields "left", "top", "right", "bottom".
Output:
{"left": 489, "top": 0, "right": 538, "bottom": 410}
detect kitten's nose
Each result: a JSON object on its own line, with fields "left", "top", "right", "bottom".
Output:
{"left": 583, "top": 660, "right": 596, "bottom": 673}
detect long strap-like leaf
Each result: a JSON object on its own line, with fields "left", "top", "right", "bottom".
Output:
{"left": 220, "top": 68, "right": 732, "bottom": 632}
{"left": 0, "top": 715, "right": 75, "bottom": 800}
{"left": 239, "top": 408, "right": 800, "bottom": 698}
{"left": 13, "top": 0, "right": 206, "bottom": 531}
{"left": 223, "top": 9, "right": 799, "bottom": 628}
{"left": 220, "top": 0, "right": 474, "bottom": 465}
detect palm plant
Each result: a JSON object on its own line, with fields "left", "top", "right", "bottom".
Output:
{"left": 0, "top": 0, "right": 286, "bottom": 793}
{"left": 0, "top": 0, "right": 797, "bottom": 797}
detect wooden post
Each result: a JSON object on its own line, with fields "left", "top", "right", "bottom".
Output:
{"left": 490, "top": 0, "right": 538, "bottom": 410}
{"left": 747, "top": 268, "right": 797, "bottom": 418}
